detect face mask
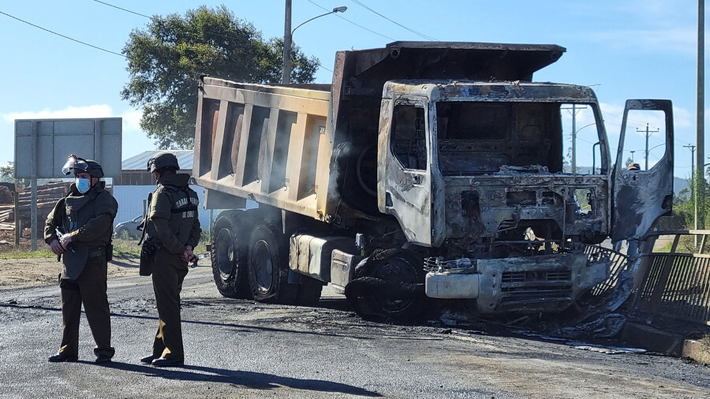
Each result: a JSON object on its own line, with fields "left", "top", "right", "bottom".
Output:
{"left": 76, "top": 177, "right": 91, "bottom": 194}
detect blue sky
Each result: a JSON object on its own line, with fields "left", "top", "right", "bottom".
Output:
{"left": 0, "top": 0, "right": 703, "bottom": 178}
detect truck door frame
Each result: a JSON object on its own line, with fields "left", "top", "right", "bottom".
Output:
{"left": 378, "top": 96, "right": 445, "bottom": 247}
{"left": 612, "top": 99, "right": 674, "bottom": 242}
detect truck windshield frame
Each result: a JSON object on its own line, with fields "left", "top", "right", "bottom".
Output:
{"left": 432, "top": 99, "right": 607, "bottom": 177}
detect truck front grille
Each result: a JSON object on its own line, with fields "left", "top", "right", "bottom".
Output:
{"left": 501, "top": 270, "right": 571, "bottom": 284}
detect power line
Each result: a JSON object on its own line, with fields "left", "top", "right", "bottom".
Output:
{"left": 92, "top": 0, "right": 151, "bottom": 19}
{"left": 304, "top": 0, "right": 396, "bottom": 41}
{"left": 0, "top": 9, "right": 125, "bottom": 58}
{"left": 349, "top": 0, "right": 437, "bottom": 41}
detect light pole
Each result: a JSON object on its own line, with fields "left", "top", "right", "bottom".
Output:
{"left": 282, "top": 3, "right": 347, "bottom": 84}
{"left": 571, "top": 122, "right": 595, "bottom": 173}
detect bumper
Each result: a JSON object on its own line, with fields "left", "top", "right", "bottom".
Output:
{"left": 425, "top": 253, "right": 609, "bottom": 314}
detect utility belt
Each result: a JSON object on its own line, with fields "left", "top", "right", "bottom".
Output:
{"left": 139, "top": 241, "right": 162, "bottom": 276}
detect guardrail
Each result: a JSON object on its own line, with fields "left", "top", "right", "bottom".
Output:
{"left": 631, "top": 230, "right": 710, "bottom": 325}
{"left": 585, "top": 244, "right": 629, "bottom": 297}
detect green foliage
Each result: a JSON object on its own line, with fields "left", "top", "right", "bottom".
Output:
{"left": 112, "top": 238, "right": 142, "bottom": 258}
{"left": 122, "top": 5, "right": 319, "bottom": 149}
{"left": 672, "top": 174, "right": 710, "bottom": 229}
{"left": 0, "top": 163, "right": 12, "bottom": 182}
{"left": 0, "top": 246, "right": 55, "bottom": 259}
{"left": 0, "top": 162, "right": 29, "bottom": 188}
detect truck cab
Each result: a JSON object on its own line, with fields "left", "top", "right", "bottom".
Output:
{"left": 378, "top": 80, "right": 673, "bottom": 313}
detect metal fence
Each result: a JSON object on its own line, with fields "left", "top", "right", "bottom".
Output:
{"left": 585, "top": 244, "right": 629, "bottom": 297}
{"left": 632, "top": 230, "right": 710, "bottom": 325}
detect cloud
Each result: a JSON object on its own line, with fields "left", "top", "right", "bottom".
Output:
{"left": 3, "top": 105, "right": 114, "bottom": 122}
{"left": 2, "top": 104, "right": 146, "bottom": 137}
{"left": 120, "top": 108, "right": 143, "bottom": 133}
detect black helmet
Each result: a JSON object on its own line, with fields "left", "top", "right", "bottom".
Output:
{"left": 147, "top": 151, "right": 180, "bottom": 173}
{"left": 61, "top": 155, "right": 104, "bottom": 178}
{"left": 85, "top": 160, "right": 104, "bottom": 178}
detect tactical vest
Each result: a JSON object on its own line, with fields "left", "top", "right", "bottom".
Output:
{"left": 61, "top": 188, "right": 115, "bottom": 280}
{"left": 145, "top": 180, "right": 199, "bottom": 248}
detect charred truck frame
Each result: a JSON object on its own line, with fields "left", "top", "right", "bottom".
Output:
{"left": 195, "top": 42, "right": 673, "bottom": 320}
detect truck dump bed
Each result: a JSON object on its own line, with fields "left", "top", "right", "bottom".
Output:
{"left": 193, "top": 42, "right": 566, "bottom": 222}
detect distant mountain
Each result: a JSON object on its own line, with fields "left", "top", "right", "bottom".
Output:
{"left": 564, "top": 166, "right": 690, "bottom": 199}
{"left": 674, "top": 177, "right": 690, "bottom": 199}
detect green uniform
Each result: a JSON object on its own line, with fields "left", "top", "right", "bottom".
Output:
{"left": 44, "top": 181, "right": 118, "bottom": 359}
{"left": 144, "top": 173, "right": 201, "bottom": 361}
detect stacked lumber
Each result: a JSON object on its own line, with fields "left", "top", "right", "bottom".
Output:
{"left": 0, "top": 182, "right": 71, "bottom": 231}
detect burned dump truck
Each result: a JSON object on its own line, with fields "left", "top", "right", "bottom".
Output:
{"left": 194, "top": 42, "right": 674, "bottom": 320}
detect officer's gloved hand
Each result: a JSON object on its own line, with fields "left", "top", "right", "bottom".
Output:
{"left": 182, "top": 246, "right": 196, "bottom": 263}
{"left": 50, "top": 239, "right": 64, "bottom": 255}
{"left": 60, "top": 234, "right": 72, "bottom": 249}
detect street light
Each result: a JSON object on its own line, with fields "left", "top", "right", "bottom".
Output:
{"left": 282, "top": 3, "right": 347, "bottom": 84}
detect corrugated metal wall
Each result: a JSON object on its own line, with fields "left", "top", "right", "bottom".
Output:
{"left": 112, "top": 185, "right": 210, "bottom": 230}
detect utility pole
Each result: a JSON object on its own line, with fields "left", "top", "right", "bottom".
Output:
{"left": 638, "top": 123, "right": 659, "bottom": 171}
{"left": 282, "top": 2, "right": 346, "bottom": 84}
{"left": 685, "top": 144, "right": 697, "bottom": 179}
{"left": 630, "top": 150, "right": 635, "bottom": 162}
{"left": 697, "top": 0, "right": 706, "bottom": 231}
{"left": 282, "top": 0, "right": 292, "bottom": 84}
{"left": 571, "top": 104, "right": 576, "bottom": 173}
{"left": 562, "top": 104, "right": 587, "bottom": 173}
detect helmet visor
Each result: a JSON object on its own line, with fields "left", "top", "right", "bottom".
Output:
{"left": 61, "top": 156, "right": 90, "bottom": 176}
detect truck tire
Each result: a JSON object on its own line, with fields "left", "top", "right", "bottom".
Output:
{"left": 247, "top": 222, "right": 296, "bottom": 303}
{"left": 346, "top": 249, "right": 425, "bottom": 321}
{"left": 211, "top": 212, "right": 251, "bottom": 299}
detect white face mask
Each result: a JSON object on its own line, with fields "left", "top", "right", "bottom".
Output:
{"left": 76, "top": 177, "right": 91, "bottom": 194}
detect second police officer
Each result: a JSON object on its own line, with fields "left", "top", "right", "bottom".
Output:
{"left": 139, "top": 151, "right": 201, "bottom": 367}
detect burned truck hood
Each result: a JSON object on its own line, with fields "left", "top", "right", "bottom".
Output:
{"left": 442, "top": 168, "right": 610, "bottom": 244}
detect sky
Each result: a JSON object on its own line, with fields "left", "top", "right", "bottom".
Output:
{"left": 0, "top": 0, "right": 704, "bottom": 179}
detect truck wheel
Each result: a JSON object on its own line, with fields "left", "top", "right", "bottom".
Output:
{"left": 247, "top": 223, "right": 295, "bottom": 303}
{"left": 296, "top": 276, "right": 323, "bottom": 306}
{"left": 346, "top": 249, "right": 425, "bottom": 321}
{"left": 211, "top": 212, "right": 251, "bottom": 299}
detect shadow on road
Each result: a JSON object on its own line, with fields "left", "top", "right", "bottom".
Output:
{"left": 99, "top": 361, "right": 381, "bottom": 397}
{"left": 109, "top": 258, "right": 139, "bottom": 269}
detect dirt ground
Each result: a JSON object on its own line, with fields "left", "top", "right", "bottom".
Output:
{"left": 0, "top": 227, "right": 141, "bottom": 290}
{"left": 0, "top": 256, "right": 140, "bottom": 290}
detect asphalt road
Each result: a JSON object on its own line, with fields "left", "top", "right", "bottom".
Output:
{"left": 1, "top": 265, "right": 710, "bottom": 398}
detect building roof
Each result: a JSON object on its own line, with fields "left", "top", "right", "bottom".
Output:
{"left": 122, "top": 150, "right": 194, "bottom": 171}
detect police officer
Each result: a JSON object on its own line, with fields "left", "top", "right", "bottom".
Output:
{"left": 44, "top": 155, "right": 118, "bottom": 364}
{"left": 140, "top": 151, "right": 201, "bottom": 367}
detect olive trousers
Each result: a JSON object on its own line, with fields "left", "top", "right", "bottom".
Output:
{"left": 58, "top": 255, "right": 114, "bottom": 358}
{"left": 151, "top": 250, "right": 188, "bottom": 360}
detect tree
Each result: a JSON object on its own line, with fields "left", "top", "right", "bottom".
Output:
{"left": 672, "top": 174, "right": 710, "bottom": 229}
{"left": 0, "top": 162, "right": 29, "bottom": 188}
{"left": 0, "top": 162, "right": 12, "bottom": 182}
{"left": 122, "top": 5, "right": 319, "bottom": 149}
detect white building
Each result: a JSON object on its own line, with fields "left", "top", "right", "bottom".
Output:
{"left": 113, "top": 150, "right": 212, "bottom": 230}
